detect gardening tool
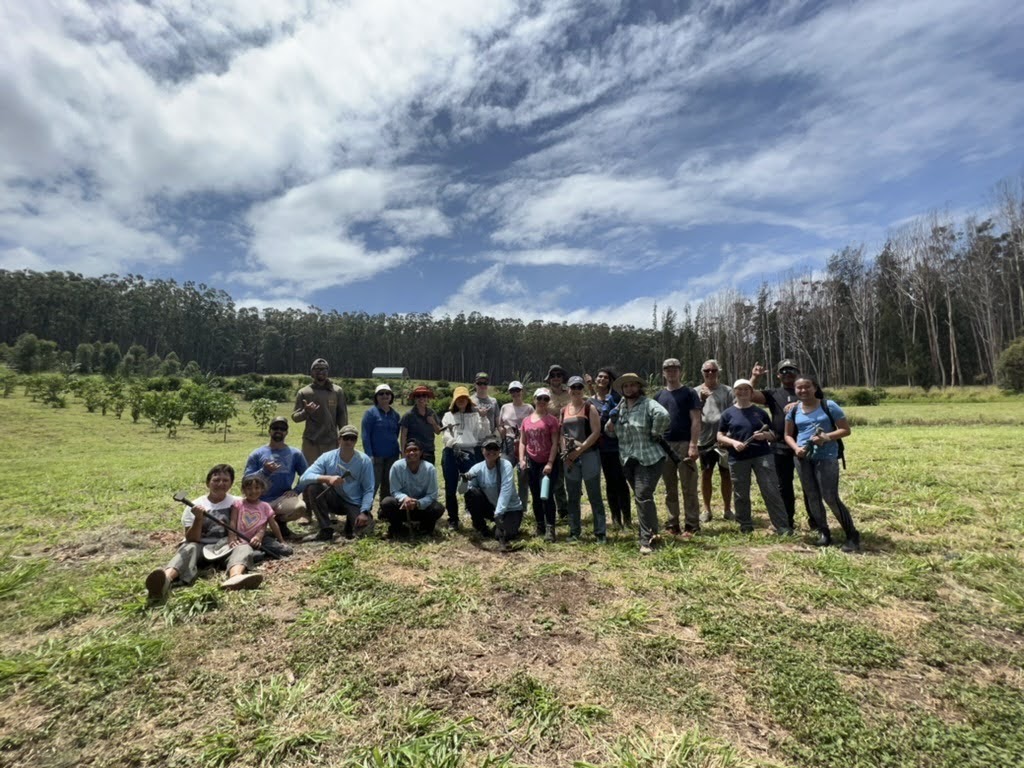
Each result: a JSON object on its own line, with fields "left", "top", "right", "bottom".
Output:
{"left": 171, "top": 492, "right": 280, "bottom": 560}
{"left": 741, "top": 425, "right": 774, "bottom": 447}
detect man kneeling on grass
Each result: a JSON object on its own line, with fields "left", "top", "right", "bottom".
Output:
{"left": 458, "top": 436, "right": 524, "bottom": 552}
{"left": 145, "top": 464, "right": 262, "bottom": 601}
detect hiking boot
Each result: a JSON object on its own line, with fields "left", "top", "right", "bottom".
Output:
{"left": 841, "top": 536, "right": 861, "bottom": 554}
{"left": 723, "top": 510, "right": 735, "bottom": 521}
{"left": 544, "top": 525, "right": 556, "bottom": 543}
{"left": 145, "top": 569, "right": 170, "bottom": 602}
{"left": 814, "top": 532, "right": 832, "bottom": 547}
{"left": 447, "top": 519, "right": 460, "bottom": 531}
{"left": 220, "top": 572, "right": 263, "bottom": 590}
{"left": 699, "top": 509, "right": 712, "bottom": 523}
{"left": 776, "top": 527, "right": 795, "bottom": 537}
{"left": 302, "top": 527, "right": 334, "bottom": 543}
{"left": 495, "top": 524, "right": 508, "bottom": 552}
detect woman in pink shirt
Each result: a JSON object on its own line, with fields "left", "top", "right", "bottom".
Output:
{"left": 519, "top": 388, "right": 561, "bottom": 542}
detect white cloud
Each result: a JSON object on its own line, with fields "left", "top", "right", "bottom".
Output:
{"left": 231, "top": 166, "right": 449, "bottom": 294}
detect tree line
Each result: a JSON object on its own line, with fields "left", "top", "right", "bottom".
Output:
{"left": 2, "top": 176, "right": 1022, "bottom": 387}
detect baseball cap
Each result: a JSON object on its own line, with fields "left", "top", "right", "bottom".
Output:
{"left": 662, "top": 358, "right": 682, "bottom": 368}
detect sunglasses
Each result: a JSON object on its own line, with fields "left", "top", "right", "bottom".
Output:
{"left": 509, "top": 388, "right": 522, "bottom": 393}
{"left": 702, "top": 369, "right": 719, "bottom": 374}
{"left": 483, "top": 445, "right": 500, "bottom": 452}
{"left": 569, "top": 384, "right": 584, "bottom": 390}
{"left": 340, "top": 435, "right": 358, "bottom": 442}
{"left": 414, "top": 394, "right": 429, "bottom": 399}
{"left": 536, "top": 396, "right": 551, "bottom": 401}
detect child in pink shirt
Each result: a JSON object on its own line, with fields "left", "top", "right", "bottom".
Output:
{"left": 230, "top": 474, "right": 290, "bottom": 556}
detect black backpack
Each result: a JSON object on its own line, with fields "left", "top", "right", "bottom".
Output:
{"left": 822, "top": 400, "right": 846, "bottom": 469}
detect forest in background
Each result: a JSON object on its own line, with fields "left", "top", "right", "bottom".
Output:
{"left": 3, "top": 176, "right": 1022, "bottom": 388}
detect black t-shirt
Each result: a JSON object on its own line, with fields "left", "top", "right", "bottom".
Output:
{"left": 654, "top": 386, "right": 702, "bottom": 442}
{"left": 719, "top": 405, "right": 772, "bottom": 462}
{"left": 761, "top": 387, "right": 798, "bottom": 444}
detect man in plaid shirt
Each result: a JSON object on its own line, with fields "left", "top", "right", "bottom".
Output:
{"left": 605, "top": 373, "right": 670, "bottom": 555}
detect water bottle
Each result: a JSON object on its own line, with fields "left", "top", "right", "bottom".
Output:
{"left": 540, "top": 475, "right": 551, "bottom": 500}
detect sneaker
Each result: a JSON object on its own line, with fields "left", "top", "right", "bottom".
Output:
{"left": 699, "top": 510, "right": 712, "bottom": 523}
{"left": 595, "top": 535, "right": 607, "bottom": 544}
{"left": 448, "top": 519, "right": 460, "bottom": 531}
{"left": 145, "top": 569, "right": 170, "bottom": 602}
{"left": 739, "top": 527, "right": 754, "bottom": 535}
{"left": 841, "top": 537, "right": 861, "bottom": 553}
{"left": 639, "top": 545, "right": 654, "bottom": 555}
{"left": 567, "top": 535, "right": 581, "bottom": 544}
{"left": 776, "top": 527, "right": 795, "bottom": 537}
{"left": 220, "top": 572, "right": 264, "bottom": 591}
{"left": 723, "top": 510, "right": 736, "bottom": 521}
{"left": 544, "top": 525, "right": 556, "bottom": 543}
{"left": 814, "top": 532, "right": 832, "bottom": 547}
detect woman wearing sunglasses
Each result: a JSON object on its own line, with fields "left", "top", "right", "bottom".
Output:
{"left": 519, "top": 388, "right": 561, "bottom": 542}
{"left": 561, "top": 376, "right": 607, "bottom": 542}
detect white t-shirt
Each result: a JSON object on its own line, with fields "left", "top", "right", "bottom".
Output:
{"left": 181, "top": 493, "right": 238, "bottom": 544}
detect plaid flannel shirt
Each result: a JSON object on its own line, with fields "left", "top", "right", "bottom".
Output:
{"left": 614, "top": 396, "right": 670, "bottom": 466}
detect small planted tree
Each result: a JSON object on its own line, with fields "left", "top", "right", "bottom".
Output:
{"left": 143, "top": 391, "right": 187, "bottom": 437}
{"left": 249, "top": 398, "right": 276, "bottom": 434}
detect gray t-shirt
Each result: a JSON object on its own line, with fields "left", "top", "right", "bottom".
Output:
{"left": 698, "top": 385, "right": 734, "bottom": 449}
{"left": 471, "top": 394, "right": 499, "bottom": 432}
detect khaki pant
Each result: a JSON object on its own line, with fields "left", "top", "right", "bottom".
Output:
{"left": 662, "top": 441, "right": 700, "bottom": 531}
{"left": 270, "top": 493, "right": 308, "bottom": 521}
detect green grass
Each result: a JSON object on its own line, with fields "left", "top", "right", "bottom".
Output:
{"left": 1, "top": 389, "right": 1023, "bottom": 766}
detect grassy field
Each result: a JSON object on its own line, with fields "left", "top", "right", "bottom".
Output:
{"left": 1, "top": 393, "right": 1023, "bottom": 767}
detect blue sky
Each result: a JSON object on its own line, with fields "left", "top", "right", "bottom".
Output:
{"left": 2, "top": 0, "right": 1023, "bottom": 326}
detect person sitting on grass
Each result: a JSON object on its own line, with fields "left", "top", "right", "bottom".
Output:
{"left": 716, "top": 379, "right": 791, "bottom": 536}
{"left": 296, "top": 424, "right": 376, "bottom": 542}
{"left": 231, "top": 474, "right": 293, "bottom": 559}
{"left": 145, "top": 463, "right": 262, "bottom": 601}
{"left": 379, "top": 440, "right": 445, "bottom": 538}
{"left": 243, "top": 416, "right": 309, "bottom": 539}
{"left": 458, "top": 436, "right": 524, "bottom": 551}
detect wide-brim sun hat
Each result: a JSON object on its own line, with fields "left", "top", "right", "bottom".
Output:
{"left": 612, "top": 373, "right": 643, "bottom": 393}
{"left": 452, "top": 386, "right": 471, "bottom": 401}
{"left": 374, "top": 384, "right": 393, "bottom": 397}
{"left": 545, "top": 364, "right": 567, "bottom": 381}
{"left": 411, "top": 385, "right": 433, "bottom": 397}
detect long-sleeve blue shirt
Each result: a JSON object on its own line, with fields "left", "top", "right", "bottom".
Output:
{"left": 243, "top": 445, "right": 309, "bottom": 502}
{"left": 388, "top": 459, "right": 439, "bottom": 509}
{"left": 459, "top": 458, "right": 523, "bottom": 518}
{"left": 361, "top": 406, "right": 401, "bottom": 459}
{"left": 297, "top": 449, "right": 375, "bottom": 513}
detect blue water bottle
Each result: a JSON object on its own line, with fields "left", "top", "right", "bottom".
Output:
{"left": 540, "top": 475, "right": 551, "bottom": 500}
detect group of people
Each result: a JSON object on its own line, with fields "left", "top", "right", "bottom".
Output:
{"left": 146, "top": 356, "right": 861, "bottom": 600}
